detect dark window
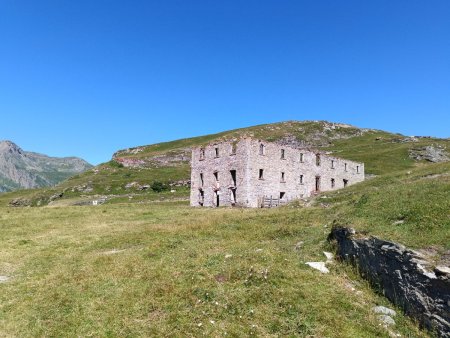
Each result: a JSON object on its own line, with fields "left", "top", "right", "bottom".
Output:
{"left": 280, "top": 192, "right": 286, "bottom": 200}
{"left": 259, "top": 144, "right": 265, "bottom": 155}
{"left": 300, "top": 153, "right": 304, "bottom": 162}
{"left": 343, "top": 179, "right": 348, "bottom": 187}
{"left": 259, "top": 169, "right": 264, "bottom": 180}
{"left": 344, "top": 163, "right": 347, "bottom": 172}
{"left": 300, "top": 175, "right": 304, "bottom": 184}
{"left": 200, "top": 173, "right": 204, "bottom": 187}
{"left": 200, "top": 148, "right": 205, "bottom": 160}
{"left": 281, "top": 172, "right": 285, "bottom": 182}
{"left": 199, "top": 189, "right": 204, "bottom": 206}
{"left": 215, "top": 147, "right": 219, "bottom": 158}
{"left": 331, "top": 178, "right": 335, "bottom": 188}
{"left": 281, "top": 149, "right": 285, "bottom": 159}
{"left": 316, "top": 154, "right": 321, "bottom": 166}
{"left": 331, "top": 160, "right": 335, "bottom": 169}
{"left": 214, "top": 172, "right": 219, "bottom": 182}
{"left": 230, "top": 170, "right": 237, "bottom": 186}
{"left": 357, "top": 165, "right": 360, "bottom": 173}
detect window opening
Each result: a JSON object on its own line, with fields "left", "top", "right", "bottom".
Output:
{"left": 331, "top": 178, "right": 335, "bottom": 188}
{"left": 231, "top": 143, "right": 237, "bottom": 155}
{"left": 281, "top": 149, "right": 285, "bottom": 159}
{"left": 331, "top": 160, "right": 335, "bottom": 169}
{"left": 281, "top": 172, "right": 285, "bottom": 182}
{"left": 259, "top": 169, "right": 264, "bottom": 180}
{"left": 230, "top": 170, "right": 237, "bottom": 187}
{"left": 343, "top": 179, "right": 348, "bottom": 187}
{"left": 259, "top": 144, "right": 265, "bottom": 155}
{"left": 316, "top": 154, "right": 321, "bottom": 166}
{"left": 200, "top": 173, "right": 204, "bottom": 187}
{"left": 300, "top": 174, "right": 304, "bottom": 184}
{"left": 215, "top": 147, "right": 219, "bottom": 158}
{"left": 200, "top": 148, "right": 205, "bottom": 160}
{"left": 280, "top": 192, "right": 286, "bottom": 200}
{"left": 199, "top": 189, "right": 204, "bottom": 206}
{"left": 300, "top": 153, "right": 304, "bottom": 162}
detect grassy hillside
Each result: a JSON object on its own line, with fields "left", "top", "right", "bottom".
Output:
{"left": 1, "top": 120, "right": 448, "bottom": 207}
{"left": 0, "top": 121, "right": 448, "bottom": 336}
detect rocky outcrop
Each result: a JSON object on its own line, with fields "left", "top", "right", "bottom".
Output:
{"left": 0, "top": 140, "right": 92, "bottom": 192}
{"left": 329, "top": 227, "right": 450, "bottom": 337}
{"left": 409, "top": 145, "right": 449, "bottom": 163}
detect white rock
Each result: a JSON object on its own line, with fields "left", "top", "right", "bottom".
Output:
{"left": 323, "top": 251, "right": 334, "bottom": 262}
{"left": 0, "top": 276, "right": 10, "bottom": 283}
{"left": 378, "top": 314, "right": 396, "bottom": 326}
{"left": 373, "top": 306, "right": 396, "bottom": 316}
{"left": 225, "top": 254, "right": 233, "bottom": 259}
{"left": 305, "top": 262, "right": 329, "bottom": 274}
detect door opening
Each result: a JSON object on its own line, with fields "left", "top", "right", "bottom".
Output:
{"left": 315, "top": 176, "right": 321, "bottom": 192}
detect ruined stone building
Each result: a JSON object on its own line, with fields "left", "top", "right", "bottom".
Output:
{"left": 190, "top": 138, "right": 364, "bottom": 208}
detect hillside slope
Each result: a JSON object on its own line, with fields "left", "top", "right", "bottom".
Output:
{"left": 0, "top": 141, "right": 92, "bottom": 192}
{"left": 1, "top": 120, "right": 448, "bottom": 206}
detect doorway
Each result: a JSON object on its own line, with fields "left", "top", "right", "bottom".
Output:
{"left": 315, "top": 176, "right": 321, "bottom": 192}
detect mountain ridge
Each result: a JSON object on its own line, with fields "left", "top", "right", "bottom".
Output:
{"left": 0, "top": 140, "right": 93, "bottom": 192}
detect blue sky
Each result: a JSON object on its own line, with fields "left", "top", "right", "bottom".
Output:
{"left": 1, "top": 1, "right": 449, "bottom": 164}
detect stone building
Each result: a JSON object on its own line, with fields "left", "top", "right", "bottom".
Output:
{"left": 190, "top": 138, "right": 364, "bottom": 208}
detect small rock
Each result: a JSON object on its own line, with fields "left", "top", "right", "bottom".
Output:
{"left": 255, "top": 248, "right": 263, "bottom": 252}
{"left": 323, "top": 251, "right": 334, "bottom": 262}
{"left": 434, "top": 266, "right": 450, "bottom": 276}
{"left": 294, "top": 241, "right": 304, "bottom": 251}
{"left": 378, "top": 314, "right": 396, "bottom": 326}
{"left": 225, "top": 254, "right": 233, "bottom": 259}
{"left": 373, "top": 306, "right": 396, "bottom": 316}
{"left": 305, "top": 262, "right": 329, "bottom": 274}
{"left": 392, "top": 220, "right": 404, "bottom": 225}
{"left": 0, "top": 276, "right": 10, "bottom": 283}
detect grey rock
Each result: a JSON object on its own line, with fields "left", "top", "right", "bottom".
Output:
{"left": 409, "top": 146, "right": 449, "bottom": 163}
{"left": 378, "top": 315, "right": 396, "bottom": 326}
{"left": 329, "top": 226, "right": 450, "bottom": 337}
{"left": 373, "top": 306, "right": 396, "bottom": 316}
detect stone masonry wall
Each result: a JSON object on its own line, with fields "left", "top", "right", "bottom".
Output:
{"left": 190, "top": 139, "right": 251, "bottom": 207}
{"left": 190, "top": 138, "right": 364, "bottom": 208}
{"left": 329, "top": 227, "right": 450, "bottom": 337}
{"left": 246, "top": 139, "right": 364, "bottom": 207}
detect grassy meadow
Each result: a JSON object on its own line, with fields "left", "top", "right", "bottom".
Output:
{"left": 2, "top": 162, "right": 449, "bottom": 336}
{"left": 0, "top": 121, "right": 448, "bottom": 336}
{"left": 0, "top": 201, "right": 429, "bottom": 337}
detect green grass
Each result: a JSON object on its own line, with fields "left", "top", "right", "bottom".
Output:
{"left": 0, "top": 202, "right": 427, "bottom": 337}
{"left": 1, "top": 122, "right": 448, "bottom": 336}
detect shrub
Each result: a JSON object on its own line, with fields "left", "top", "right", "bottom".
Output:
{"left": 151, "top": 181, "right": 168, "bottom": 193}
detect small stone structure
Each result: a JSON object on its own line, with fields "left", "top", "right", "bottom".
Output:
{"left": 329, "top": 227, "right": 450, "bottom": 337}
{"left": 190, "top": 138, "right": 364, "bottom": 208}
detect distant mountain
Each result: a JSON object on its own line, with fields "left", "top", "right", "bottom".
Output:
{"left": 0, "top": 140, "right": 93, "bottom": 192}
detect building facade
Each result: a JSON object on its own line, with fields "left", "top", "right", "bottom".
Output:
{"left": 190, "top": 138, "right": 364, "bottom": 208}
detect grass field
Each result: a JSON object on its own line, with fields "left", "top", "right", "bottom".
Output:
{"left": 2, "top": 162, "right": 449, "bottom": 336}
{"left": 0, "top": 121, "right": 448, "bottom": 336}
{"left": 0, "top": 201, "right": 429, "bottom": 337}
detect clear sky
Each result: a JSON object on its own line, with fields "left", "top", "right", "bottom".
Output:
{"left": 1, "top": 1, "right": 449, "bottom": 164}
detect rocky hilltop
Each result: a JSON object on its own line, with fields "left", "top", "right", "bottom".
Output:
{"left": 0, "top": 140, "right": 92, "bottom": 192}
